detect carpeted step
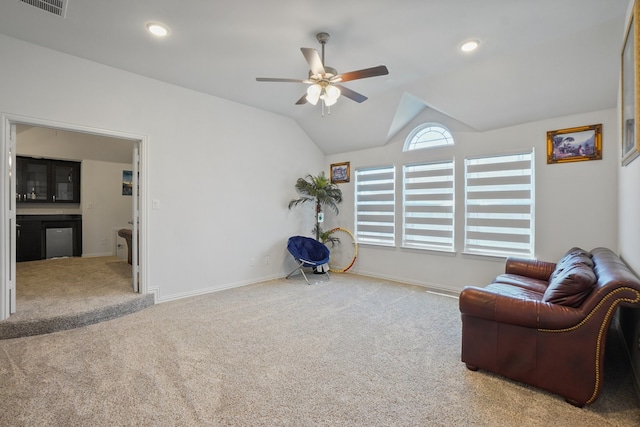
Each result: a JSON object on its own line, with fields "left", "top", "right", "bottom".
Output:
{"left": 0, "top": 293, "right": 154, "bottom": 339}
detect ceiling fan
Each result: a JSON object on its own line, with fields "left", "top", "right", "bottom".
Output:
{"left": 256, "top": 32, "right": 389, "bottom": 107}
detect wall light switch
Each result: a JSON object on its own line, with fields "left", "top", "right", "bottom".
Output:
{"left": 152, "top": 199, "right": 160, "bottom": 210}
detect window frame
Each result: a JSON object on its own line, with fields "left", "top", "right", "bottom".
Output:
{"left": 403, "top": 123, "right": 454, "bottom": 152}
{"left": 402, "top": 159, "right": 455, "bottom": 252}
{"left": 354, "top": 165, "right": 396, "bottom": 247}
{"left": 463, "top": 149, "right": 535, "bottom": 258}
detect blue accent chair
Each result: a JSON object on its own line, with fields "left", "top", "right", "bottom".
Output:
{"left": 285, "top": 236, "right": 330, "bottom": 284}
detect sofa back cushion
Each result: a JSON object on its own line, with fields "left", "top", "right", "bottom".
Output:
{"left": 543, "top": 263, "right": 597, "bottom": 307}
{"left": 549, "top": 247, "right": 593, "bottom": 282}
{"left": 557, "top": 247, "right": 593, "bottom": 267}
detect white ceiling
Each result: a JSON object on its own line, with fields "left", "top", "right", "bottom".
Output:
{"left": 0, "top": 0, "right": 629, "bottom": 155}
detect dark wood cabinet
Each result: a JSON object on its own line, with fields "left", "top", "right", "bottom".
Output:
{"left": 16, "top": 221, "right": 44, "bottom": 262}
{"left": 16, "top": 156, "right": 81, "bottom": 204}
{"left": 16, "top": 215, "right": 82, "bottom": 262}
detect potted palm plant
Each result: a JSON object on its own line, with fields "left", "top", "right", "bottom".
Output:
{"left": 288, "top": 171, "right": 343, "bottom": 243}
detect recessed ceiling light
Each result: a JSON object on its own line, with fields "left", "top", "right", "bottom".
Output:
{"left": 460, "top": 40, "right": 479, "bottom": 53}
{"left": 146, "top": 22, "right": 169, "bottom": 37}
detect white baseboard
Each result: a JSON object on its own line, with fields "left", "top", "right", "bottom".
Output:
{"left": 155, "top": 273, "right": 282, "bottom": 304}
{"left": 82, "top": 252, "right": 114, "bottom": 258}
{"left": 350, "top": 268, "right": 461, "bottom": 298}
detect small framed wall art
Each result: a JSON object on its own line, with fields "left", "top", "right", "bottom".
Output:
{"left": 546, "top": 124, "right": 602, "bottom": 164}
{"left": 330, "top": 162, "right": 350, "bottom": 183}
{"left": 122, "top": 170, "right": 133, "bottom": 195}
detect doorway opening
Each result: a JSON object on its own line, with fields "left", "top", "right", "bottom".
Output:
{"left": 1, "top": 114, "right": 148, "bottom": 321}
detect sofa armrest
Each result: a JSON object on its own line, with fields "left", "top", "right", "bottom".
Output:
{"left": 459, "top": 286, "right": 583, "bottom": 329}
{"left": 505, "top": 257, "right": 556, "bottom": 282}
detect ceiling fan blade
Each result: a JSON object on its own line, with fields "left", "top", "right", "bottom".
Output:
{"left": 335, "top": 85, "right": 368, "bottom": 103}
{"left": 295, "top": 94, "right": 308, "bottom": 105}
{"left": 256, "top": 77, "right": 306, "bottom": 83}
{"left": 301, "top": 47, "right": 325, "bottom": 76}
{"left": 333, "top": 65, "right": 389, "bottom": 83}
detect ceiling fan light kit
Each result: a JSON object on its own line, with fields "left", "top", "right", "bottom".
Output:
{"left": 322, "top": 85, "right": 341, "bottom": 106}
{"left": 306, "top": 84, "right": 322, "bottom": 105}
{"left": 256, "top": 32, "right": 389, "bottom": 115}
{"left": 306, "top": 82, "right": 341, "bottom": 106}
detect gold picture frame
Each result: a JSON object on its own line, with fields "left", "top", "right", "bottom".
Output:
{"left": 622, "top": 0, "right": 640, "bottom": 166}
{"left": 546, "top": 124, "right": 602, "bottom": 164}
{"left": 330, "top": 162, "right": 350, "bottom": 183}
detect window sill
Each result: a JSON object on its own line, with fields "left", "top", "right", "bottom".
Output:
{"left": 401, "top": 246, "right": 457, "bottom": 257}
{"left": 356, "top": 242, "right": 396, "bottom": 250}
{"left": 461, "top": 251, "right": 510, "bottom": 261}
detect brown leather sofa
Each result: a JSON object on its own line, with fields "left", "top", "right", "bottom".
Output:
{"left": 459, "top": 247, "right": 640, "bottom": 406}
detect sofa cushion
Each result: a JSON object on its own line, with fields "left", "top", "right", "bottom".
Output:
{"left": 556, "top": 247, "right": 593, "bottom": 268}
{"left": 562, "top": 247, "right": 592, "bottom": 258}
{"left": 492, "top": 274, "right": 548, "bottom": 294}
{"left": 542, "top": 263, "right": 597, "bottom": 307}
{"left": 549, "top": 247, "right": 594, "bottom": 283}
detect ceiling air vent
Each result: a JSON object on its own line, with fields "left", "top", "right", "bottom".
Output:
{"left": 19, "top": 0, "right": 67, "bottom": 18}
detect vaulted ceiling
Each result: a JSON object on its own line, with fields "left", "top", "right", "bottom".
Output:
{"left": 0, "top": 0, "right": 629, "bottom": 154}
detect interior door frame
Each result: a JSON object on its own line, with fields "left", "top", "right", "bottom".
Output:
{"left": 0, "top": 113, "right": 148, "bottom": 321}
{"left": 132, "top": 143, "right": 140, "bottom": 292}
{"left": 2, "top": 121, "right": 16, "bottom": 317}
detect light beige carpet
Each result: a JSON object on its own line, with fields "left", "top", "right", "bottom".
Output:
{"left": 0, "top": 273, "right": 638, "bottom": 426}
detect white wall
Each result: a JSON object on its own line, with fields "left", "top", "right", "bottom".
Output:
{"left": 613, "top": 0, "right": 640, "bottom": 398}
{"left": 0, "top": 34, "right": 323, "bottom": 301}
{"left": 326, "top": 108, "right": 619, "bottom": 293}
{"left": 619, "top": 0, "right": 640, "bottom": 276}
{"left": 620, "top": 158, "right": 640, "bottom": 270}
{"left": 80, "top": 159, "right": 134, "bottom": 257}
{"left": 618, "top": 77, "right": 640, "bottom": 393}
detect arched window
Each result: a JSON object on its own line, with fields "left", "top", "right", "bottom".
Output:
{"left": 403, "top": 123, "right": 454, "bottom": 151}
